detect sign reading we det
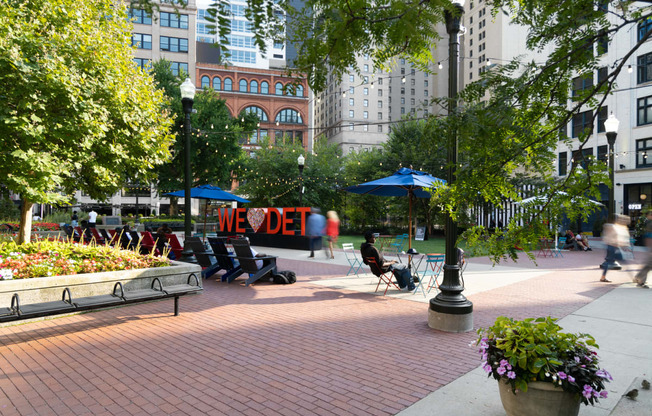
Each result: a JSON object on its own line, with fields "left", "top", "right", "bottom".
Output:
{"left": 218, "top": 207, "right": 311, "bottom": 236}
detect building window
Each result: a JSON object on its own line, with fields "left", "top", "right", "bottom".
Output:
{"left": 596, "top": 33, "right": 608, "bottom": 56}
{"left": 129, "top": 8, "right": 152, "bottom": 25}
{"left": 363, "top": 99, "right": 368, "bottom": 107}
{"left": 378, "top": 101, "right": 382, "bottom": 108}
{"left": 250, "top": 80, "right": 259, "bottom": 93}
{"left": 364, "top": 64, "right": 369, "bottom": 72}
{"left": 349, "top": 110, "right": 354, "bottom": 118}
{"left": 224, "top": 78, "right": 233, "bottom": 91}
{"left": 160, "top": 12, "right": 188, "bottom": 28}
{"left": 411, "top": 98, "right": 415, "bottom": 105}
{"left": 638, "top": 95, "right": 652, "bottom": 126}
{"left": 411, "top": 88, "right": 415, "bottom": 95}
{"left": 597, "top": 106, "right": 607, "bottom": 133}
{"left": 363, "top": 124, "right": 368, "bottom": 132}
{"left": 597, "top": 66, "right": 608, "bottom": 84}
{"left": 572, "top": 110, "right": 593, "bottom": 137}
{"left": 275, "top": 82, "right": 283, "bottom": 95}
{"left": 363, "top": 111, "right": 368, "bottom": 119}
{"left": 378, "top": 125, "right": 383, "bottom": 132}
{"left": 363, "top": 88, "right": 368, "bottom": 95}
{"left": 378, "top": 112, "right": 382, "bottom": 119}
{"left": 378, "top": 89, "right": 383, "bottom": 97}
{"left": 401, "top": 107, "right": 405, "bottom": 114}
{"left": 348, "top": 98, "right": 354, "bottom": 106}
{"left": 133, "top": 58, "right": 150, "bottom": 70}
{"left": 275, "top": 109, "right": 303, "bottom": 124}
{"left": 244, "top": 106, "right": 269, "bottom": 122}
{"left": 638, "top": 52, "right": 652, "bottom": 84}
{"left": 296, "top": 85, "right": 304, "bottom": 97}
{"left": 637, "top": 138, "right": 652, "bottom": 168}
{"left": 424, "top": 90, "right": 429, "bottom": 97}
{"left": 213, "top": 77, "right": 221, "bottom": 91}
{"left": 572, "top": 148, "right": 593, "bottom": 170}
{"left": 597, "top": 145, "right": 608, "bottom": 163}
{"left": 638, "top": 15, "right": 652, "bottom": 41}
{"left": 401, "top": 87, "right": 405, "bottom": 94}
{"left": 572, "top": 73, "right": 593, "bottom": 98}
{"left": 131, "top": 33, "right": 152, "bottom": 50}
{"left": 349, "top": 75, "right": 354, "bottom": 82}
{"left": 261, "top": 81, "right": 269, "bottom": 94}
{"left": 160, "top": 36, "right": 188, "bottom": 53}
{"left": 239, "top": 79, "right": 248, "bottom": 92}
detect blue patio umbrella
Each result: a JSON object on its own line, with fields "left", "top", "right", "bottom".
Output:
{"left": 165, "top": 185, "right": 250, "bottom": 240}
{"left": 344, "top": 167, "right": 446, "bottom": 248}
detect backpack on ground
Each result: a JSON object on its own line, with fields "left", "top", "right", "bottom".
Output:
{"left": 273, "top": 270, "right": 297, "bottom": 284}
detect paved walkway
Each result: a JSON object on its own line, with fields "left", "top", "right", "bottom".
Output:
{"left": 0, "top": 243, "right": 650, "bottom": 415}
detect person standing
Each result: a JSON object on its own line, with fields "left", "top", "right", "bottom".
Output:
{"left": 634, "top": 210, "right": 652, "bottom": 288}
{"left": 306, "top": 208, "right": 326, "bottom": 258}
{"left": 88, "top": 209, "right": 98, "bottom": 228}
{"left": 600, "top": 214, "right": 630, "bottom": 282}
{"left": 325, "top": 210, "right": 340, "bottom": 259}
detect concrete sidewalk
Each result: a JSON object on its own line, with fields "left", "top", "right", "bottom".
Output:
{"left": 0, "top": 244, "right": 649, "bottom": 415}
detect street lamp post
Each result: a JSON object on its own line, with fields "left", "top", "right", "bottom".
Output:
{"left": 603, "top": 113, "right": 620, "bottom": 269}
{"left": 297, "top": 154, "right": 305, "bottom": 207}
{"left": 429, "top": 0, "right": 473, "bottom": 332}
{"left": 180, "top": 78, "right": 196, "bottom": 262}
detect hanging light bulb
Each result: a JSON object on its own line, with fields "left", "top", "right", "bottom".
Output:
{"left": 401, "top": 76, "right": 406, "bottom": 83}
{"left": 225, "top": 124, "right": 229, "bottom": 129}
{"left": 370, "top": 82, "right": 374, "bottom": 89}
{"left": 241, "top": 117, "right": 245, "bottom": 122}
{"left": 628, "top": 65, "right": 633, "bottom": 73}
{"left": 438, "top": 62, "right": 443, "bottom": 69}
{"left": 342, "top": 91, "right": 346, "bottom": 98}
{"left": 487, "top": 59, "right": 492, "bottom": 66}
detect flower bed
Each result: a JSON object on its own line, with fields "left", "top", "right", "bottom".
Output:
{"left": 4, "top": 222, "right": 60, "bottom": 231}
{"left": 0, "top": 240, "right": 169, "bottom": 280}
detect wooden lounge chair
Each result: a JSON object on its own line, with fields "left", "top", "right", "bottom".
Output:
{"left": 207, "top": 237, "right": 243, "bottom": 282}
{"left": 165, "top": 233, "right": 185, "bottom": 260}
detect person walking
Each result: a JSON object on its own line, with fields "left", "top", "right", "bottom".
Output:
{"left": 325, "top": 210, "right": 340, "bottom": 259}
{"left": 600, "top": 214, "right": 630, "bottom": 282}
{"left": 306, "top": 208, "right": 326, "bottom": 258}
{"left": 71, "top": 210, "right": 79, "bottom": 227}
{"left": 634, "top": 210, "right": 652, "bottom": 288}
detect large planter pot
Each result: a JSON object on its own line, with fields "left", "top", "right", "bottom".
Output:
{"left": 498, "top": 380, "right": 580, "bottom": 416}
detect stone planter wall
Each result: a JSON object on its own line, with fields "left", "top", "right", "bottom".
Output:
{"left": 0, "top": 261, "right": 202, "bottom": 306}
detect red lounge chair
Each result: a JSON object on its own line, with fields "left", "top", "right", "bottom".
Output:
{"left": 165, "top": 233, "right": 184, "bottom": 260}
{"left": 140, "top": 231, "right": 161, "bottom": 256}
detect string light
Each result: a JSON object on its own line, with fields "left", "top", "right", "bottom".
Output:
{"left": 438, "top": 62, "right": 443, "bottom": 69}
{"left": 628, "top": 65, "right": 633, "bottom": 73}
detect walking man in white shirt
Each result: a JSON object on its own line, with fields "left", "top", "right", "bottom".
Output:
{"left": 88, "top": 209, "right": 98, "bottom": 228}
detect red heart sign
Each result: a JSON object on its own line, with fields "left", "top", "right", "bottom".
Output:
{"left": 247, "top": 208, "right": 266, "bottom": 233}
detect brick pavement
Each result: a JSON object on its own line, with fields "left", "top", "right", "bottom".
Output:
{"left": 0, "top": 249, "right": 642, "bottom": 416}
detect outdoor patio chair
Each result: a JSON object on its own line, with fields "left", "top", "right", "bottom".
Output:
{"left": 99, "top": 228, "right": 116, "bottom": 246}
{"left": 74, "top": 226, "right": 92, "bottom": 244}
{"left": 165, "top": 233, "right": 185, "bottom": 260}
{"left": 185, "top": 237, "right": 221, "bottom": 278}
{"left": 364, "top": 257, "right": 400, "bottom": 296}
{"left": 89, "top": 227, "right": 105, "bottom": 245}
{"left": 207, "top": 237, "right": 243, "bottom": 282}
{"left": 421, "top": 254, "right": 445, "bottom": 294}
{"left": 551, "top": 237, "right": 565, "bottom": 258}
{"left": 342, "top": 243, "right": 365, "bottom": 277}
{"left": 139, "top": 231, "right": 161, "bottom": 256}
{"left": 230, "top": 238, "right": 278, "bottom": 286}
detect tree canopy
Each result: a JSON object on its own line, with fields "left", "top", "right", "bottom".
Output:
{"left": 0, "top": 0, "right": 174, "bottom": 242}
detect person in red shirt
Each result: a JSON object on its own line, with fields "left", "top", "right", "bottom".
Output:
{"left": 325, "top": 210, "right": 340, "bottom": 259}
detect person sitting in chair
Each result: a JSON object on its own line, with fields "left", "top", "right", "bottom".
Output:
{"left": 360, "top": 231, "right": 415, "bottom": 291}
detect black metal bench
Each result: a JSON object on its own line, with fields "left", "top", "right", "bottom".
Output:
{"left": 0, "top": 274, "right": 202, "bottom": 324}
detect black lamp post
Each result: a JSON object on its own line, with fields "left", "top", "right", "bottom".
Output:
{"left": 297, "top": 154, "right": 305, "bottom": 206}
{"left": 180, "top": 78, "right": 196, "bottom": 262}
{"left": 603, "top": 113, "right": 620, "bottom": 269}
{"left": 429, "top": 0, "right": 473, "bottom": 332}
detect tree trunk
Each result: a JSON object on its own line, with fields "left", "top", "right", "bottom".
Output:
{"left": 169, "top": 196, "right": 178, "bottom": 216}
{"left": 17, "top": 198, "right": 34, "bottom": 244}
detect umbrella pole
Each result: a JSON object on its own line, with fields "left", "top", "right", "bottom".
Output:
{"left": 408, "top": 191, "right": 413, "bottom": 250}
{"left": 203, "top": 202, "right": 208, "bottom": 243}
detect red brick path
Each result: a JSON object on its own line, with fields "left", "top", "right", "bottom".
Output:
{"left": 0, "top": 250, "right": 637, "bottom": 415}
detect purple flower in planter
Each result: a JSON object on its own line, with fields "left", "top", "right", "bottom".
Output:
{"left": 568, "top": 375, "right": 575, "bottom": 383}
{"left": 599, "top": 390, "right": 608, "bottom": 399}
{"left": 557, "top": 372, "right": 567, "bottom": 380}
{"left": 582, "top": 385, "right": 593, "bottom": 399}
{"left": 507, "top": 371, "right": 516, "bottom": 379}
{"left": 596, "top": 369, "right": 613, "bottom": 381}
{"left": 500, "top": 359, "right": 509, "bottom": 367}
{"left": 496, "top": 366, "right": 507, "bottom": 376}
{"left": 482, "top": 363, "right": 492, "bottom": 373}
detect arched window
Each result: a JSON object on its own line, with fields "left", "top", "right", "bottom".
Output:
{"left": 296, "top": 85, "right": 304, "bottom": 97}
{"left": 275, "top": 108, "right": 303, "bottom": 124}
{"left": 212, "top": 77, "right": 221, "bottom": 91}
{"left": 224, "top": 78, "right": 233, "bottom": 91}
{"left": 239, "top": 79, "right": 247, "bottom": 92}
{"left": 275, "top": 82, "right": 283, "bottom": 95}
{"left": 244, "top": 106, "right": 269, "bottom": 122}
{"left": 260, "top": 81, "right": 269, "bottom": 94}
{"left": 250, "top": 80, "right": 259, "bottom": 93}
{"left": 201, "top": 75, "right": 210, "bottom": 89}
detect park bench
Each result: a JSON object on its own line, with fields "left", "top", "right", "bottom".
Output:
{"left": 0, "top": 274, "right": 202, "bottom": 324}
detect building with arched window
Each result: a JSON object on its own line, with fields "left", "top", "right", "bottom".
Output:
{"left": 196, "top": 63, "right": 310, "bottom": 155}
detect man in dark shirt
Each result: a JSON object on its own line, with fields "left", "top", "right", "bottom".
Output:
{"left": 360, "top": 231, "right": 415, "bottom": 291}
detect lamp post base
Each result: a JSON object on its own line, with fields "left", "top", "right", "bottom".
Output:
{"left": 428, "top": 307, "right": 474, "bottom": 333}
{"left": 179, "top": 245, "right": 197, "bottom": 264}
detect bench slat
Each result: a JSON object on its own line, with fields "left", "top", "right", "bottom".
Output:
{"left": 122, "top": 289, "right": 165, "bottom": 301}
{"left": 1, "top": 307, "right": 15, "bottom": 317}
{"left": 19, "top": 300, "right": 75, "bottom": 316}
{"left": 163, "top": 284, "right": 203, "bottom": 295}
{"left": 73, "top": 294, "right": 125, "bottom": 308}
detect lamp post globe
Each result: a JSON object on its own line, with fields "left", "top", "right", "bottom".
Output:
{"left": 297, "top": 154, "right": 305, "bottom": 207}
{"left": 180, "top": 78, "right": 196, "bottom": 262}
{"left": 429, "top": 0, "right": 473, "bottom": 332}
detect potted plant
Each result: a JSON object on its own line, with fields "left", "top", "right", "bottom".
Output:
{"left": 476, "top": 316, "right": 612, "bottom": 416}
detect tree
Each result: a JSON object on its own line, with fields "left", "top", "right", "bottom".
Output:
{"left": 0, "top": 0, "right": 174, "bottom": 243}
{"left": 237, "top": 138, "right": 344, "bottom": 210}
{"left": 149, "top": 60, "right": 254, "bottom": 214}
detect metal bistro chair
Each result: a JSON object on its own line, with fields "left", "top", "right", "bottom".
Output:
{"left": 364, "top": 257, "right": 400, "bottom": 296}
{"left": 421, "top": 254, "right": 445, "bottom": 294}
{"left": 551, "top": 237, "right": 565, "bottom": 258}
{"left": 342, "top": 243, "right": 365, "bottom": 277}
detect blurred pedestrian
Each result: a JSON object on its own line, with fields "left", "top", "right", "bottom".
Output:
{"left": 600, "top": 214, "right": 630, "bottom": 282}
{"left": 306, "top": 208, "right": 326, "bottom": 258}
{"left": 71, "top": 210, "right": 78, "bottom": 227}
{"left": 325, "top": 210, "right": 340, "bottom": 259}
{"left": 88, "top": 208, "right": 98, "bottom": 228}
{"left": 634, "top": 210, "right": 652, "bottom": 288}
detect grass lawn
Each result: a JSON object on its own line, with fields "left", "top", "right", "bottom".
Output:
{"left": 336, "top": 234, "right": 448, "bottom": 254}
